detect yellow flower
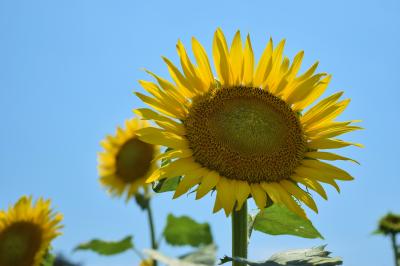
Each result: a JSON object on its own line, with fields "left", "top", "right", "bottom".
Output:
{"left": 98, "top": 118, "right": 159, "bottom": 200}
{"left": 134, "top": 29, "right": 361, "bottom": 217}
{"left": 0, "top": 196, "right": 63, "bottom": 266}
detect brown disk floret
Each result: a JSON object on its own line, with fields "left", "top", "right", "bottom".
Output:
{"left": 184, "top": 86, "right": 306, "bottom": 183}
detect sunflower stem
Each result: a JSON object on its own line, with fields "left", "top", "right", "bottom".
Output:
{"left": 232, "top": 201, "right": 248, "bottom": 266}
{"left": 146, "top": 199, "right": 158, "bottom": 266}
{"left": 391, "top": 233, "right": 399, "bottom": 266}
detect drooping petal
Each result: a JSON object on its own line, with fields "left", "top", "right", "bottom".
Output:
{"left": 280, "top": 180, "right": 318, "bottom": 213}
{"left": 196, "top": 171, "right": 220, "bottom": 199}
{"left": 250, "top": 183, "right": 267, "bottom": 209}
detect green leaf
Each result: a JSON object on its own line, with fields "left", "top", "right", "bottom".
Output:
{"left": 74, "top": 236, "right": 134, "bottom": 256}
{"left": 253, "top": 204, "right": 323, "bottom": 239}
{"left": 154, "top": 176, "right": 181, "bottom": 193}
{"left": 152, "top": 148, "right": 181, "bottom": 193}
{"left": 179, "top": 244, "right": 217, "bottom": 265}
{"left": 144, "top": 249, "right": 210, "bottom": 266}
{"left": 163, "top": 214, "right": 213, "bottom": 247}
{"left": 219, "top": 245, "right": 342, "bottom": 265}
{"left": 40, "top": 251, "right": 55, "bottom": 266}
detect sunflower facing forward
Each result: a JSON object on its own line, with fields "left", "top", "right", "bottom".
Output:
{"left": 0, "top": 196, "right": 63, "bottom": 266}
{"left": 98, "top": 118, "right": 159, "bottom": 200}
{"left": 134, "top": 29, "right": 361, "bottom": 217}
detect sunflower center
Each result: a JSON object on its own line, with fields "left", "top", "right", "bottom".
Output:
{"left": 184, "top": 86, "right": 306, "bottom": 183}
{"left": 115, "top": 137, "right": 154, "bottom": 183}
{"left": 0, "top": 222, "right": 42, "bottom": 266}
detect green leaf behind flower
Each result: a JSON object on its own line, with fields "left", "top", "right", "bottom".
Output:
{"left": 253, "top": 204, "right": 323, "bottom": 239}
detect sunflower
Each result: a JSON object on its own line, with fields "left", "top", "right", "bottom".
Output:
{"left": 134, "top": 29, "right": 361, "bottom": 217}
{"left": 0, "top": 196, "right": 63, "bottom": 266}
{"left": 377, "top": 213, "right": 400, "bottom": 235}
{"left": 98, "top": 118, "right": 159, "bottom": 200}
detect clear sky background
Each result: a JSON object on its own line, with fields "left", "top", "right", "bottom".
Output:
{"left": 0, "top": 0, "right": 399, "bottom": 265}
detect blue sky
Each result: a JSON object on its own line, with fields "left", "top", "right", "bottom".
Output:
{"left": 0, "top": 0, "right": 399, "bottom": 265}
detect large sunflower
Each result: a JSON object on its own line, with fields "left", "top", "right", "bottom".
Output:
{"left": 134, "top": 29, "right": 361, "bottom": 217}
{"left": 98, "top": 118, "right": 159, "bottom": 200}
{"left": 0, "top": 196, "right": 63, "bottom": 266}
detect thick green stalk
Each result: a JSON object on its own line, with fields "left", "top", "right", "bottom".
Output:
{"left": 146, "top": 200, "right": 158, "bottom": 266}
{"left": 232, "top": 201, "right": 248, "bottom": 266}
{"left": 391, "top": 233, "right": 399, "bottom": 266}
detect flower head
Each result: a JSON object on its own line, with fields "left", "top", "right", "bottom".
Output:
{"left": 134, "top": 29, "right": 361, "bottom": 216}
{"left": 377, "top": 213, "right": 400, "bottom": 235}
{"left": 0, "top": 196, "right": 63, "bottom": 266}
{"left": 98, "top": 118, "right": 159, "bottom": 200}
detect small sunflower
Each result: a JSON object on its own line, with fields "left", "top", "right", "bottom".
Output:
{"left": 98, "top": 118, "right": 159, "bottom": 200}
{"left": 134, "top": 29, "right": 361, "bottom": 217}
{"left": 377, "top": 213, "right": 400, "bottom": 235}
{"left": 0, "top": 196, "right": 63, "bottom": 266}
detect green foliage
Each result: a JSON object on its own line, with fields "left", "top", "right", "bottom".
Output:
{"left": 74, "top": 236, "right": 134, "bottom": 256}
{"left": 163, "top": 214, "right": 213, "bottom": 247}
{"left": 179, "top": 244, "right": 217, "bottom": 265}
{"left": 40, "top": 251, "right": 55, "bottom": 266}
{"left": 154, "top": 176, "right": 181, "bottom": 193}
{"left": 144, "top": 245, "right": 216, "bottom": 266}
{"left": 219, "top": 245, "right": 342, "bottom": 265}
{"left": 153, "top": 148, "right": 181, "bottom": 193}
{"left": 253, "top": 204, "right": 323, "bottom": 239}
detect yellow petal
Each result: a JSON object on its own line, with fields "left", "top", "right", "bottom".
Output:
{"left": 293, "top": 75, "right": 331, "bottom": 111}
{"left": 285, "top": 73, "right": 327, "bottom": 105}
{"left": 216, "top": 178, "right": 236, "bottom": 216}
{"left": 273, "top": 183, "right": 307, "bottom": 219}
{"left": 308, "top": 126, "right": 362, "bottom": 140}
{"left": 135, "top": 92, "right": 185, "bottom": 119}
{"left": 280, "top": 180, "right": 318, "bottom": 213}
{"left": 260, "top": 182, "right": 282, "bottom": 203}
{"left": 250, "top": 183, "right": 267, "bottom": 209}
{"left": 301, "top": 92, "right": 344, "bottom": 124}
{"left": 305, "top": 151, "right": 359, "bottom": 164}
{"left": 295, "top": 61, "right": 319, "bottom": 83}
{"left": 229, "top": 31, "right": 244, "bottom": 84}
{"left": 176, "top": 40, "right": 204, "bottom": 92}
{"left": 134, "top": 108, "right": 186, "bottom": 136}
{"left": 301, "top": 160, "right": 354, "bottom": 181}
{"left": 213, "top": 29, "right": 232, "bottom": 86}
{"left": 291, "top": 175, "right": 328, "bottom": 200}
{"left": 254, "top": 38, "right": 273, "bottom": 87}
{"left": 192, "top": 37, "right": 214, "bottom": 87}
{"left": 173, "top": 168, "right": 207, "bottom": 198}
{"left": 152, "top": 149, "right": 193, "bottom": 163}
{"left": 234, "top": 180, "right": 250, "bottom": 211}
{"left": 294, "top": 166, "right": 341, "bottom": 192}
{"left": 242, "top": 34, "right": 254, "bottom": 86}
{"left": 159, "top": 158, "right": 201, "bottom": 179}
{"left": 162, "top": 57, "right": 193, "bottom": 98}
{"left": 304, "top": 99, "right": 351, "bottom": 130}
{"left": 213, "top": 190, "right": 223, "bottom": 213}
{"left": 136, "top": 127, "right": 189, "bottom": 150}
{"left": 196, "top": 171, "right": 220, "bottom": 199}
{"left": 308, "top": 138, "right": 363, "bottom": 150}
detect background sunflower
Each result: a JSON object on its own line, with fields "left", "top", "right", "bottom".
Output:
{"left": 0, "top": 196, "right": 63, "bottom": 266}
{"left": 98, "top": 118, "right": 159, "bottom": 201}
